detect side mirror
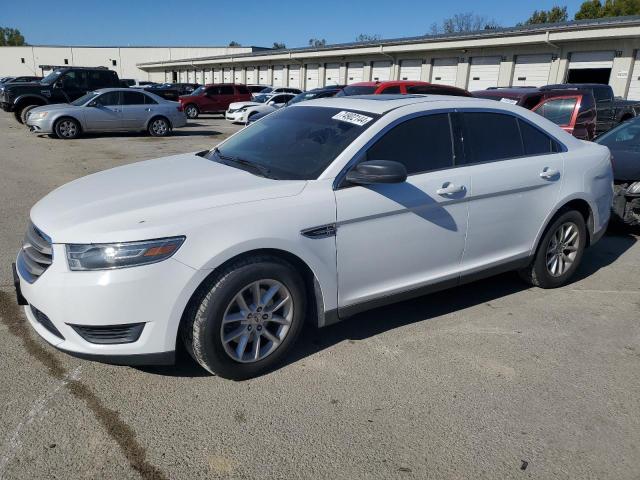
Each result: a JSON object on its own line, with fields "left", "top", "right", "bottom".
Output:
{"left": 345, "top": 160, "right": 407, "bottom": 185}
{"left": 87, "top": 101, "right": 97, "bottom": 107}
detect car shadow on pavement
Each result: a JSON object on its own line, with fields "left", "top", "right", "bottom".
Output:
{"left": 139, "top": 232, "right": 637, "bottom": 379}
{"left": 77, "top": 130, "right": 223, "bottom": 139}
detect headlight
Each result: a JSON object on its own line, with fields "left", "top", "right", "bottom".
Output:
{"left": 627, "top": 182, "right": 640, "bottom": 195}
{"left": 29, "top": 111, "right": 48, "bottom": 120}
{"left": 66, "top": 237, "right": 185, "bottom": 271}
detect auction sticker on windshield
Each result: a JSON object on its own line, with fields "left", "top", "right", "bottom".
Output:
{"left": 332, "top": 111, "right": 373, "bottom": 126}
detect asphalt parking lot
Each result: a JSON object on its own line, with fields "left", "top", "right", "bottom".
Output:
{"left": 0, "top": 111, "right": 639, "bottom": 480}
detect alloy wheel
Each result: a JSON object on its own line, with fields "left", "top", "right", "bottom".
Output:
{"left": 220, "top": 279, "right": 293, "bottom": 363}
{"left": 151, "top": 119, "right": 168, "bottom": 136}
{"left": 58, "top": 120, "right": 78, "bottom": 138}
{"left": 546, "top": 221, "right": 580, "bottom": 277}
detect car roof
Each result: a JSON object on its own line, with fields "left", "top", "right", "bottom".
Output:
{"left": 347, "top": 81, "right": 429, "bottom": 87}
{"left": 296, "top": 94, "right": 484, "bottom": 114}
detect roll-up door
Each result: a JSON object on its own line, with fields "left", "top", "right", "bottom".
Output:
{"left": 213, "top": 68, "right": 222, "bottom": 83}
{"left": 468, "top": 56, "right": 501, "bottom": 90}
{"left": 204, "top": 70, "right": 212, "bottom": 84}
{"left": 223, "top": 68, "right": 232, "bottom": 83}
{"left": 288, "top": 65, "right": 301, "bottom": 88}
{"left": 258, "top": 66, "right": 269, "bottom": 83}
{"left": 273, "top": 65, "right": 284, "bottom": 86}
{"left": 347, "top": 62, "right": 364, "bottom": 84}
{"left": 305, "top": 64, "right": 320, "bottom": 89}
{"left": 627, "top": 51, "right": 640, "bottom": 100}
{"left": 512, "top": 54, "right": 552, "bottom": 87}
{"left": 246, "top": 67, "right": 256, "bottom": 84}
{"left": 431, "top": 58, "right": 458, "bottom": 86}
{"left": 325, "top": 63, "right": 340, "bottom": 85}
{"left": 399, "top": 60, "right": 421, "bottom": 81}
{"left": 234, "top": 68, "right": 243, "bottom": 84}
{"left": 371, "top": 61, "right": 392, "bottom": 82}
{"left": 567, "top": 51, "right": 614, "bottom": 84}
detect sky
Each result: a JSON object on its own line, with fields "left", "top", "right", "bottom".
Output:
{"left": 3, "top": 0, "right": 587, "bottom": 48}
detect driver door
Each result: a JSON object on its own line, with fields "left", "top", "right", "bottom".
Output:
{"left": 335, "top": 113, "right": 470, "bottom": 313}
{"left": 82, "top": 91, "right": 123, "bottom": 131}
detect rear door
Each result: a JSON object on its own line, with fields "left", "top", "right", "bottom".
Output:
{"left": 120, "top": 90, "right": 153, "bottom": 130}
{"left": 532, "top": 96, "right": 580, "bottom": 136}
{"left": 455, "top": 111, "right": 565, "bottom": 274}
{"left": 83, "top": 91, "right": 123, "bottom": 131}
{"left": 217, "top": 85, "right": 236, "bottom": 110}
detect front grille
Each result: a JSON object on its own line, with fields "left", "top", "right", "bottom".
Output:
{"left": 69, "top": 323, "right": 145, "bottom": 344}
{"left": 30, "top": 305, "right": 65, "bottom": 340}
{"left": 17, "top": 222, "right": 52, "bottom": 283}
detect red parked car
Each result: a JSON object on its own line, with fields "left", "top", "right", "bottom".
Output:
{"left": 337, "top": 80, "right": 472, "bottom": 97}
{"left": 179, "top": 83, "right": 252, "bottom": 119}
{"left": 473, "top": 87, "right": 597, "bottom": 140}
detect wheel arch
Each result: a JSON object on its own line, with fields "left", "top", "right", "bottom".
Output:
{"left": 14, "top": 94, "right": 49, "bottom": 108}
{"left": 53, "top": 115, "right": 83, "bottom": 135}
{"left": 146, "top": 114, "right": 172, "bottom": 130}
{"left": 176, "top": 247, "right": 332, "bottom": 350}
{"left": 533, "top": 196, "right": 595, "bottom": 256}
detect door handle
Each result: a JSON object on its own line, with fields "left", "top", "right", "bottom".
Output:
{"left": 436, "top": 183, "right": 466, "bottom": 196}
{"left": 145, "top": 108, "right": 152, "bottom": 112}
{"left": 540, "top": 167, "right": 560, "bottom": 180}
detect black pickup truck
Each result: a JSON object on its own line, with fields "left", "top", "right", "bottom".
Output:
{"left": 541, "top": 83, "right": 640, "bottom": 135}
{"left": 0, "top": 66, "right": 120, "bottom": 123}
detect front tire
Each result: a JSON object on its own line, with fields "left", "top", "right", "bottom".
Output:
{"left": 519, "top": 210, "right": 586, "bottom": 288}
{"left": 148, "top": 117, "right": 171, "bottom": 137}
{"left": 182, "top": 256, "right": 306, "bottom": 380}
{"left": 184, "top": 104, "right": 199, "bottom": 119}
{"left": 54, "top": 117, "right": 81, "bottom": 139}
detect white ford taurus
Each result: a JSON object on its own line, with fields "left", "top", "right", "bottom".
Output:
{"left": 14, "top": 95, "right": 613, "bottom": 379}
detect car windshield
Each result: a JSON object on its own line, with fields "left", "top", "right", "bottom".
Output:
{"left": 40, "top": 70, "right": 63, "bottom": 85}
{"left": 253, "top": 94, "right": 271, "bottom": 103}
{"left": 191, "top": 86, "right": 205, "bottom": 95}
{"left": 337, "top": 85, "right": 377, "bottom": 96}
{"left": 71, "top": 92, "right": 99, "bottom": 106}
{"left": 288, "top": 91, "right": 324, "bottom": 105}
{"left": 204, "top": 106, "right": 379, "bottom": 180}
{"left": 259, "top": 87, "right": 273, "bottom": 94}
{"left": 596, "top": 118, "right": 640, "bottom": 149}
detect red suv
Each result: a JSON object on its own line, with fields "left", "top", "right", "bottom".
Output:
{"left": 473, "top": 87, "right": 597, "bottom": 140}
{"left": 179, "top": 84, "right": 252, "bottom": 119}
{"left": 337, "top": 81, "right": 472, "bottom": 97}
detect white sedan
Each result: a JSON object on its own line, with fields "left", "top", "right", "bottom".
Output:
{"left": 225, "top": 93, "right": 296, "bottom": 124}
{"left": 15, "top": 95, "right": 612, "bottom": 380}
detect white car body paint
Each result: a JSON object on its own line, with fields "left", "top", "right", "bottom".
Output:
{"left": 16, "top": 95, "right": 613, "bottom": 363}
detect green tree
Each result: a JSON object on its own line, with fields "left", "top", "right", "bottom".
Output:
{"left": 308, "top": 38, "right": 326, "bottom": 47}
{"left": 0, "top": 27, "right": 27, "bottom": 46}
{"left": 228, "top": 41, "right": 241, "bottom": 47}
{"left": 355, "top": 33, "right": 381, "bottom": 42}
{"left": 575, "top": 0, "right": 640, "bottom": 19}
{"left": 272, "top": 42, "right": 286, "bottom": 49}
{"left": 430, "top": 13, "right": 500, "bottom": 34}
{"left": 522, "top": 6, "right": 568, "bottom": 24}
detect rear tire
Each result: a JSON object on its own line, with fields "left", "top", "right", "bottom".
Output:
{"left": 184, "top": 104, "right": 199, "bottom": 119}
{"left": 182, "top": 255, "right": 306, "bottom": 380}
{"left": 148, "top": 117, "right": 171, "bottom": 137}
{"left": 519, "top": 210, "right": 586, "bottom": 289}
{"left": 54, "top": 117, "right": 81, "bottom": 139}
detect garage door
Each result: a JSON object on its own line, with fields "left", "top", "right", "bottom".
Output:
{"left": 273, "top": 65, "right": 284, "bottom": 86}
{"left": 347, "top": 62, "right": 364, "bottom": 84}
{"left": 399, "top": 60, "right": 421, "bottom": 81}
{"left": 567, "top": 51, "right": 614, "bottom": 84}
{"left": 468, "top": 56, "right": 501, "bottom": 91}
{"left": 288, "top": 65, "right": 301, "bottom": 88}
{"left": 223, "top": 68, "right": 232, "bottom": 83}
{"left": 305, "top": 64, "right": 320, "bottom": 89}
{"left": 259, "top": 66, "right": 269, "bottom": 83}
{"left": 512, "top": 54, "right": 552, "bottom": 87}
{"left": 233, "top": 68, "right": 242, "bottom": 84}
{"left": 213, "top": 68, "right": 222, "bottom": 83}
{"left": 205, "top": 70, "right": 212, "bottom": 84}
{"left": 246, "top": 67, "right": 256, "bottom": 84}
{"left": 628, "top": 51, "right": 640, "bottom": 100}
{"left": 372, "top": 61, "right": 392, "bottom": 82}
{"left": 431, "top": 58, "right": 458, "bottom": 86}
{"left": 325, "top": 63, "right": 340, "bottom": 85}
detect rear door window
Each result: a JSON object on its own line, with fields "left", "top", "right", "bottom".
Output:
{"left": 366, "top": 113, "right": 454, "bottom": 175}
{"left": 94, "top": 91, "right": 120, "bottom": 106}
{"left": 121, "top": 91, "right": 147, "bottom": 105}
{"left": 235, "top": 85, "right": 250, "bottom": 94}
{"left": 518, "top": 119, "right": 557, "bottom": 155}
{"left": 381, "top": 86, "right": 401, "bottom": 94}
{"left": 219, "top": 85, "right": 234, "bottom": 95}
{"left": 456, "top": 112, "right": 523, "bottom": 164}
{"left": 534, "top": 97, "right": 577, "bottom": 127}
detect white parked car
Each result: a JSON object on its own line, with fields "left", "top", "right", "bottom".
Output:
{"left": 225, "top": 93, "right": 295, "bottom": 124}
{"left": 14, "top": 96, "right": 613, "bottom": 379}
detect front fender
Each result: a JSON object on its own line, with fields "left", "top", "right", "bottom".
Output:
{"left": 14, "top": 94, "right": 49, "bottom": 106}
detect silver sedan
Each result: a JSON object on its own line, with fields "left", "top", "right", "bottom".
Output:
{"left": 25, "top": 88, "right": 187, "bottom": 139}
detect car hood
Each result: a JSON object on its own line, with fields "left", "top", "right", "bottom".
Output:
{"left": 229, "top": 101, "right": 260, "bottom": 110}
{"left": 609, "top": 149, "right": 640, "bottom": 182}
{"left": 31, "top": 103, "right": 75, "bottom": 113}
{"left": 30, "top": 152, "right": 307, "bottom": 243}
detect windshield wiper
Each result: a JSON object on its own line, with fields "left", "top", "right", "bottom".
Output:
{"left": 211, "top": 148, "right": 274, "bottom": 179}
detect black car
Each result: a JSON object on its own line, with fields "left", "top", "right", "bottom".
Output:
{"left": 595, "top": 117, "right": 640, "bottom": 227}
{"left": 246, "top": 86, "right": 345, "bottom": 124}
{"left": 0, "top": 76, "right": 42, "bottom": 85}
{"left": 541, "top": 83, "right": 640, "bottom": 135}
{"left": 0, "top": 67, "right": 120, "bottom": 123}
{"left": 144, "top": 83, "right": 200, "bottom": 101}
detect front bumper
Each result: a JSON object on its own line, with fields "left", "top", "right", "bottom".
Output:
{"left": 15, "top": 244, "right": 208, "bottom": 366}
{"left": 26, "top": 116, "right": 54, "bottom": 134}
{"left": 225, "top": 110, "right": 246, "bottom": 123}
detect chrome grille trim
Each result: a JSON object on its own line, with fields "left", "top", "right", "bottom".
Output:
{"left": 18, "top": 222, "right": 53, "bottom": 283}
